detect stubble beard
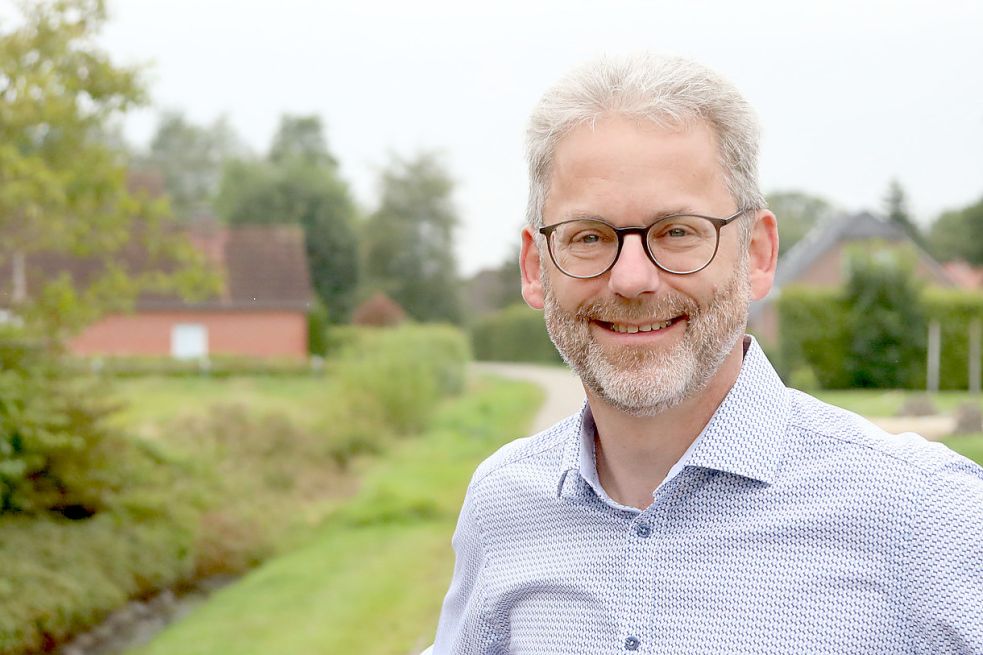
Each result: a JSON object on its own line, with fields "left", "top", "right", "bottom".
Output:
{"left": 542, "top": 261, "right": 751, "bottom": 417}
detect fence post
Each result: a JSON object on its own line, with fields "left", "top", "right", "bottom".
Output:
{"left": 927, "top": 320, "right": 941, "bottom": 393}
{"left": 970, "top": 318, "right": 981, "bottom": 395}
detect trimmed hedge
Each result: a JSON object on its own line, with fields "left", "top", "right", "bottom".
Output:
{"left": 470, "top": 303, "right": 562, "bottom": 364}
{"left": 777, "top": 286, "right": 983, "bottom": 390}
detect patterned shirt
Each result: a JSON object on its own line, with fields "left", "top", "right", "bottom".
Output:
{"left": 433, "top": 338, "right": 983, "bottom": 654}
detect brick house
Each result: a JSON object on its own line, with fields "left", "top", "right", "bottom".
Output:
{"left": 749, "top": 211, "right": 954, "bottom": 345}
{"left": 4, "top": 222, "right": 314, "bottom": 360}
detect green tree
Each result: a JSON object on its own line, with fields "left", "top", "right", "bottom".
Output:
{"left": 766, "top": 190, "right": 837, "bottom": 256}
{"left": 0, "top": 0, "right": 211, "bottom": 515}
{"left": 928, "top": 196, "right": 983, "bottom": 265}
{"left": 217, "top": 115, "right": 359, "bottom": 320}
{"left": 0, "top": 0, "right": 211, "bottom": 340}
{"left": 844, "top": 250, "right": 926, "bottom": 388}
{"left": 362, "top": 153, "right": 462, "bottom": 323}
{"left": 883, "top": 178, "right": 924, "bottom": 246}
{"left": 140, "top": 110, "right": 247, "bottom": 219}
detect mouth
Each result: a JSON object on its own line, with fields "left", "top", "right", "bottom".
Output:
{"left": 596, "top": 316, "right": 685, "bottom": 334}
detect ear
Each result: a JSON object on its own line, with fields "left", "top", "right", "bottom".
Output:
{"left": 519, "top": 226, "right": 545, "bottom": 310}
{"left": 748, "top": 210, "right": 779, "bottom": 301}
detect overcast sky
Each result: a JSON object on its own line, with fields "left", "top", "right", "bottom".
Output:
{"left": 93, "top": 0, "right": 983, "bottom": 275}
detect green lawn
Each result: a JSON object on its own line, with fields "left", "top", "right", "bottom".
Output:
{"left": 813, "top": 390, "right": 983, "bottom": 417}
{"left": 942, "top": 434, "right": 983, "bottom": 465}
{"left": 127, "top": 376, "right": 543, "bottom": 655}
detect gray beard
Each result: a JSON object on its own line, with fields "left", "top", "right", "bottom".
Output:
{"left": 542, "top": 267, "right": 750, "bottom": 417}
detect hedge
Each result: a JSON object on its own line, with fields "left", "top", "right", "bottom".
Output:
{"left": 470, "top": 303, "right": 562, "bottom": 364}
{"left": 777, "top": 286, "right": 983, "bottom": 390}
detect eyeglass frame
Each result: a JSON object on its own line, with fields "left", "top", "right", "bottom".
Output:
{"left": 537, "top": 208, "right": 751, "bottom": 279}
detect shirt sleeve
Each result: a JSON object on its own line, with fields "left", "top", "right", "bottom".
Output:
{"left": 908, "top": 458, "right": 983, "bottom": 653}
{"left": 433, "top": 479, "right": 496, "bottom": 654}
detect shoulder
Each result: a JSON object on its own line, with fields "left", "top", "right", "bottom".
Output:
{"left": 785, "top": 388, "right": 978, "bottom": 480}
{"left": 466, "top": 410, "right": 580, "bottom": 494}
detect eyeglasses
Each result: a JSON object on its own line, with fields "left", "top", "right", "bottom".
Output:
{"left": 538, "top": 208, "right": 749, "bottom": 279}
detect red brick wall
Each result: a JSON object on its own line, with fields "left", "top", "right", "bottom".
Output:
{"left": 69, "top": 311, "right": 308, "bottom": 360}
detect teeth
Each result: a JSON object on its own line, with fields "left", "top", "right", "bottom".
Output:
{"left": 609, "top": 319, "right": 673, "bottom": 333}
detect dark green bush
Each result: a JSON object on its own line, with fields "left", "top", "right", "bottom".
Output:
{"left": 778, "top": 283, "right": 983, "bottom": 390}
{"left": 0, "top": 328, "right": 128, "bottom": 515}
{"left": 470, "top": 303, "right": 562, "bottom": 364}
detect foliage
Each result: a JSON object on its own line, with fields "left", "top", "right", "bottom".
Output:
{"left": 0, "top": 325, "right": 475, "bottom": 655}
{"left": 361, "top": 152, "right": 463, "bottom": 323}
{"left": 883, "top": 178, "right": 924, "bottom": 246}
{"left": 0, "top": 0, "right": 213, "bottom": 339}
{"left": 778, "top": 283, "right": 983, "bottom": 390}
{"left": 928, "top": 195, "right": 983, "bottom": 265}
{"left": 331, "top": 325, "right": 470, "bottom": 435}
{"left": 471, "top": 302, "right": 562, "bottom": 364}
{"left": 0, "top": 327, "right": 129, "bottom": 515}
{"left": 351, "top": 291, "right": 407, "bottom": 326}
{"left": 843, "top": 251, "right": 927, "bottom": 388}
{"left": 766, "top": 190, "right": 838, "bottom": 257}
{"left": 306, "top": 297, "right": 330, "bottom": 356}
{"left": 217, "top": 115, "right": 359, "bottom": 321}
{"left": 126, "top": 377, "right": 543, "bottom": 655}
{"left": 137, "top": 111, "right": 247, "bottom": 219}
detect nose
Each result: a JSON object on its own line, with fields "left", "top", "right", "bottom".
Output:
{"left": 607, "top": 234, "right": 663, "bottom": 299}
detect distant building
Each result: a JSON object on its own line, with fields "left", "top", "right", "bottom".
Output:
{"left": 749, "top": 212, "right": 954, "bottom": 345}
{"left": 3, "top": 222, "right": 314, "bottom": 360}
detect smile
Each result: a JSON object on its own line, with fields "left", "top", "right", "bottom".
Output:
{"left": 599, "top": 317, "right": 683, "bottom": 334}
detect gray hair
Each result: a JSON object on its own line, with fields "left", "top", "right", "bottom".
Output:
{"left": 525, "top": 53, "right": 765, "bottom": 234}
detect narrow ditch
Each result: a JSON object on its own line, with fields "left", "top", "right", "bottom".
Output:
{"left": 55, "top": 575, "right": 237, "bottom": 655}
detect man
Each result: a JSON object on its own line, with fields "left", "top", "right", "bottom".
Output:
{"left": 432, "top": 54, "right": 983, "bottom": 653}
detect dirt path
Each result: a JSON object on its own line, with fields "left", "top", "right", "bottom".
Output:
{"left": 471, "top": 362, "right": 954, "bottom": 441}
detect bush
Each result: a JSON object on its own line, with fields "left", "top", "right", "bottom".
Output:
{"left": 778, "top": 284, "right": 983, "bottom": 390}
{"left": 470, "top": 303, "right": 562, "bottom": 364}
{"left": 0, "top": 328, "right": 129, "bottom": 515}
{"left": 331, "top": 325, "right": 470, "bottom": 435}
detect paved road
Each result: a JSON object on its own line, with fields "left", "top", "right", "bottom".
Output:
{"left": 471, "top": 362, "right": 954, "bottom": 441}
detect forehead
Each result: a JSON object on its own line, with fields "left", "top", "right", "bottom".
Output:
{"left": 545, "top": 114, "right": 730, "bottom": 220}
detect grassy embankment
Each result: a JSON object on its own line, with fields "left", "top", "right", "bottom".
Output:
{"left": 128, "top": 374, "right": 542, "bottom": 655}
{"left": 0, "top": 326, "right": 486, "bottom": 655}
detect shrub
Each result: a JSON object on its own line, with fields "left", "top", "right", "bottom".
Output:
{"left": 0, "top": 328, "right": 128, "bottom": 516}
{"left": 470, "top": 303, "right": 562, "bottom": 364}
{"left": 331, "top": 325, "right": 470, "bottom": 434}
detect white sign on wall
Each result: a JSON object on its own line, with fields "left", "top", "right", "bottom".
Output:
{"left": 171, "top": 323, "right": 208, "bottom": 359}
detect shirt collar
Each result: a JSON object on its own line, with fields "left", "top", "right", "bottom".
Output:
{"left": 555, "top": 336, "right": 789, "bottom": 499}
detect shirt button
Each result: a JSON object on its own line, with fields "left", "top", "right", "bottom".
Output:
{"left": 625, "top": 636, "right": 641, "bottom": 650}
{"left": 635, "top": 523, "right": 651, "bottom": 538}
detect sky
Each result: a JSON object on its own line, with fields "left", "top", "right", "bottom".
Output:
{"left": 85, "top": 0, "right": 983, "bottom": 275}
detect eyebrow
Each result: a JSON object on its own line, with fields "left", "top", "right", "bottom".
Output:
{"left": 559, "top": 207, "right": 701, "bottom": 224}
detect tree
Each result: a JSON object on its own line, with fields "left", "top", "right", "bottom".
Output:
{"left": 217, "top": 115, "right": 359, "bottom": 320}
{"left": 0, "top": 0, "right": 211, "bottom": 339}
{"left": 268, "top": 114, "right": 335, "bottom": 167}
{"left": 844, "top": 250, "right": 926, "bottom": 388}
{"left": 139, "top": 110, "right": 247, "bottom": 219}
{"left": 765, "top": 190, "right": 837, "bottom": 256}
{"left": 883, "top": 178, "right": 924, "bottom": 246}
{"left": 0, "top": 0, "right": 211, "bottom": 516}
{"left": 928, "top": 196, "right": 983, "bottom": 265}
{"left": 362, "top": 153, "right": 462, "bottom": 323}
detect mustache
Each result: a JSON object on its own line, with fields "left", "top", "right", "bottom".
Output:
{"left": 573, "top": 294, "right": 698, "bottom": 323}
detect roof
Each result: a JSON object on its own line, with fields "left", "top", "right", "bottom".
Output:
{"left": 1, "top": 222, "right": 314, "bottom": 313}
{"left": 750, "top": 211, "right": 954, "bottom": 321}
{"left": 773, "top": 211, "right": 953, "bottom": 289}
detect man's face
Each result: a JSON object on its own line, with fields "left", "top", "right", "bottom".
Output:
{"left": 521, "top": 115, "right": 757, "bottom": 416}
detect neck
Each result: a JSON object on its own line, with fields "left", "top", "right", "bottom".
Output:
{"left": 586, "top": 342, "right": 745, "bottom": 509}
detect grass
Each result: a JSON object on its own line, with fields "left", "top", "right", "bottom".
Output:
{"left": 942, "top": 433, "right": 983, "bottom": 465}
{"left": 127, "top": 375, "right": 543, "bottom": 655}
{"left": 813, "top": 390, "right": 983, "bottom": 416}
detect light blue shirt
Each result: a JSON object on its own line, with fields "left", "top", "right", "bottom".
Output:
{"left": 433, "top": 338, "right": 983, "bottom": 653}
